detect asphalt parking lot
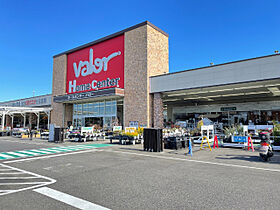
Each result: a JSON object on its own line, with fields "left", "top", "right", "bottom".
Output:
{"left": 1, "top": 136, "right": 280, "bottom": 210}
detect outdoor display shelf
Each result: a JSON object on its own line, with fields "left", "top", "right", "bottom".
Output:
{"left": 164, "top": 136, "right": 187, "bottom": 150}
{"left": 109, "top": 134, "right": 143, "bottom": 145}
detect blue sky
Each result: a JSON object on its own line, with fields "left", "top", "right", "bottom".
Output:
{"left": 0, "top": 0, "right": 279, "bottom": 101}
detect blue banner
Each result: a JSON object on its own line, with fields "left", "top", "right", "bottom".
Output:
{"left": 233, "top": 136, "right": 247, "bottom": 143}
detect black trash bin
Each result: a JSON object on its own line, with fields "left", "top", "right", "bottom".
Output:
{"left": 54, "top": 128, "right": 64, "bottom": 143}
{"left": 144, "top": 128, "right": 163, "bottom": 152}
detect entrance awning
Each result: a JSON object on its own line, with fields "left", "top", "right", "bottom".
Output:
{"left": 53, "top": 88, "right": 124, "bottom": 103}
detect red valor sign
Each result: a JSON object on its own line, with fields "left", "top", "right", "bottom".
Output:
{"left": 66, "top": 35, "right": 124, "bottom": 94}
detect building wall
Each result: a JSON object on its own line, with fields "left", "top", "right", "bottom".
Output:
{"left": 153, "top": 93, "right": 164, "bottom": 128}
{"left": 150, "top": 54, "right": 280, "bottom": 93}
{"left": 52, "top": 22, "right": 169, "bottom": 128}
{"left": 51, "top": 54, "right": 67, "bottom": 127}
{"left": 124, "top": 25, "right": 148, "bottom": 127}
{"left": 147, "top": 25, "right": 169, "bottom": 127}
{"left": 124, "top": 24, "right": 168, "bottom": 127}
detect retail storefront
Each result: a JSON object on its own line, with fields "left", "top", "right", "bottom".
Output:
{"left": 51, "top": 21, "right": 169, "bottom": 129}
{"left": 2, "top": 21, "right": 280, "bottom": 132}
{"left": 0, "top": 95, "right": 52, "bottom": 130}
{"left": 150, "top": 54, "right": 280, "bottom": 130}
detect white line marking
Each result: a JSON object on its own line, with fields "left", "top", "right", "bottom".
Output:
{"left": 4, "top": 149, "right": 100, "bottom": 163}
{"left": 29, "top": 149, "right": 53, "bottom": 154}
{"left": 0, "top": 172, "right": 25, "bottom": 175}
{"left": 0, "top": 169, "right": 13, "bottom": 171}
{"left": 0, "top": 177, "right": 41, "bottom": 179}
{"left": 37, "top": 149, "right": 61, "bottom": 153}
{"left": 0, "top": 182, "right": 50, "bottom": 185}
{"left": 34, "top": 187, "right": 110, "bottom": 210}
{"left": 0, "top": 190, "right": 15, "bottom": 192}
{"left": 105, "top": 150, "right": 280, "bottom": 173}
{"left": 17, "top": 151, "right": 41, "bottom": 156}
{"left": 0, "top": 163, "right": 56, "bottom": 196}
{"left": 0, "top": 154, "right": 15, "bottom": 159}
{"left": 6, "top": 152, "right": 29, "bottom": 157}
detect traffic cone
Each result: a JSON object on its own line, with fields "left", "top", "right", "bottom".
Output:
{"left": 247, "top": 136, "right": 254, "bottom": 152}
{"left": 213, "top": 135, "right": 219, "bottom": 149}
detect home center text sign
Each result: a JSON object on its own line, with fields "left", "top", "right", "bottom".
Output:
{"left": 66, "top": 35, "right": 124, "bottom": 94}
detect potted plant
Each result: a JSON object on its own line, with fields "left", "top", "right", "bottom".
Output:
{"left": 223, "top": 126, "right": 236, "bottom": 143}
{"left": 273, "top": 121, "right": 280, "bottom": 146}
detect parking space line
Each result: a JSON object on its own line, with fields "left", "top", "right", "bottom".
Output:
{"left": 105, "top": 150, "right": 280, "bottom": 173}
{"left": 34, "top": 187, "right": 110, "bottom": 210}
{"left": 0, "top": 182, "right": 50, "bottom": 185}
{"left": 0, "top": 163, "right": 56, "bottom": 196}
{"left": 0, "top": 177, "right": 41, "bottom": 179}
{"left": 0, "top": 172, "right": 25, "bottom": 175}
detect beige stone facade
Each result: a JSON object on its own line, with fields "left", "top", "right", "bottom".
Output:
{"left": 153, "top": 93, "right": 164, "bottom": 128}
{"left": 51, "top": 21, "right": 168, "bottom": 128}
{"left": 124, "top": 24, "right": 168, "bottom": 127}
{"left": 51, "top": 54, "right": 68, "bottom": 127}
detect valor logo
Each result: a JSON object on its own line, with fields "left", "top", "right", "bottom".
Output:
{"left": 66, "top": 35, "right": 124, "bottom": 94}
{"left": 73, "top": 49, "right": 121, "bottom": 78}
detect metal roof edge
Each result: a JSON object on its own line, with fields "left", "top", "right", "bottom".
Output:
{"left": 150, "top": 53, "right": 280, "bottom": 79}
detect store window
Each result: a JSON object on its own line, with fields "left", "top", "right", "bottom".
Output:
{"left": 99, "top": 102, "right": 105, "bottom": 115}
{"left": 72, "top": 99, "right": 120, "bottom": 129}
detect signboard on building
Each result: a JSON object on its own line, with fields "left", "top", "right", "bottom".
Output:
{"left": 113, "top": 126, "right": 122, "bottom": 131}
{"left": 129, "top": 121, "right": 139, "bottom": 128}
{"left": 0, "top": 95, "right": 51, "bottom": 107}
{"left": 81, "top": 127, "right": 93, "bottom": 134}
{"left": 232, "top": 136, "right": 247, "bottom": 143}
{"left": 125, "top": 127, "right": 136, "bottom": 133}
{"left": 66, "top": 35, "right": 124, "bottom": 94}
{"left": 221, "top": 107, "right": 237, "bottom": 111}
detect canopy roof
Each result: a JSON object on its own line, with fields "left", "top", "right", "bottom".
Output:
{"left": 0, "top": 106, "right": 52, "bottom": 115}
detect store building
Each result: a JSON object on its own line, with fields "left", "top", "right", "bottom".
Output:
{"left": 51, "top": 21, "right": 280, "bottom": 130}
{"left": 1, "top": 21, "right": 280, "bottom": 131}
{"left": 0, "top": 94, "right": 52, "bottom": 129}
{"left": 150, "top": 54, "right": 280, "bottom": 129}
{"left": 51, "top": 21, "right": 168, "bottom": 129}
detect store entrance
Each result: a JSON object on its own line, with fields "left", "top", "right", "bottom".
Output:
{"left": 84, "top": 117, "right": 103, "bottom": 128}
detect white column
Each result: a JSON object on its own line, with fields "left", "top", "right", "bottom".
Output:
{"left": 23, "top": 114, "right": 26, "bottom": 128}
{"left": 37, "top": 112, "right": 40, "bottom": 130}
{"left": 47, "top": 111, "right": 50, "bottom": 129}
{"left": 11, "top": 115, "right": 14, "bottom": 129}
{"left": 1, "top": 113, "right": 5, "bottom": 131}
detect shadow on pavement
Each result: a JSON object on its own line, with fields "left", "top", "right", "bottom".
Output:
{"left": 216, "top": 154, "right": 280, "bottom": 164}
